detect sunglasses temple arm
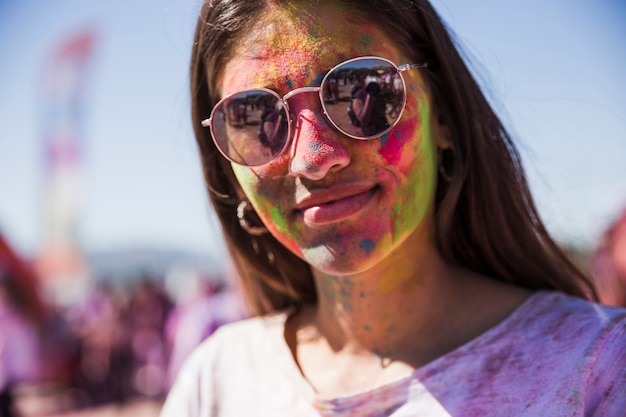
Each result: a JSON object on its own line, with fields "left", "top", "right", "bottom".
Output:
{"left": 397, "top": 62, "right": 428, "bottom": 72}
{"left": 201, "top": 118, "right": 211, "bottom": 127}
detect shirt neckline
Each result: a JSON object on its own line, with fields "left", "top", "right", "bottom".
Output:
{"left": 272, "top": 290, "right": 553, "bottom": 410}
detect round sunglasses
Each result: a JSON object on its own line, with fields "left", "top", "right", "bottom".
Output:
{"left": 201, "top": 56, "right": 427, "bottom": 167}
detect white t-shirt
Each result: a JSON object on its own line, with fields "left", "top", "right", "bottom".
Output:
{"left": 160, "top": 291, "right": 626, "bottom": 416}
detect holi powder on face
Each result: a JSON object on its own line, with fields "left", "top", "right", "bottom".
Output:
{"left": 391, "top": 157, "right": 435, "bottom": 241}
{"left": 266, "top": 204, "right": 289, "bottom": 232}
{"left": 307, "top": 140, "right": 336, "bottom": 165}
{"left": 242, "top": 7, "right": 363, "bottom": 90}
{"left": 358, "top": 32, "right": 372, "bottom": 47}
{"left": 358, "top": 24, "right": 380, "bottom": 46}
{"left": 376, "top": 82, "right": 424, "bottom": 167}
{"left": 299, "top": 224, "right": 380, "bottom": 273}
{"left": 380, "top": 132, "right": 390, "bottom": 147}
{"left": 225, "top": 6, "right": 391, "bottom": 96}
{"left": 265, "top": 204, "right": 302, "bottom": 256}
{"left": 224, "top": 8, "right": 433, "bottom": 271}
{"left": 360, "top": 239, "right": 376, "bottom": 256}
{"left": 389, "top": 103, "right": 437, "bottom": 241}
{"left": 231, "top": 166, "right": 303, "bottom": 256}
{"left": 312, "top": 74, "right": 325, "bottom": 86}
{"left": 233, "top": 17, "right": 327, "bottom": 89}
{"left": 379, "top": 117, "right": 420, "bottom": 165}
{"left": 289, "top": 114, "right": 348, "bottom": 171}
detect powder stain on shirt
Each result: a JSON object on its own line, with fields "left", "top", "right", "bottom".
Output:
{"left": 162, "top": 292, "right": 626, "bottom": 416}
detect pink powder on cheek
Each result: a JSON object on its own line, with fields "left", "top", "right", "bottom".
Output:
{"left": 378, "top": 118, "right": 420, "bottom": 165}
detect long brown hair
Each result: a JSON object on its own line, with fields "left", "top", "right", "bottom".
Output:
{"left": 190, "top": 0, "right": 596, "bottom": 315}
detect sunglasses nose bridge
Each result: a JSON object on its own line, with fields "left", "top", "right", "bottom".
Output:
{"left": 283, "top": 86, "right": 321, "bottom": 102}
{"left": 282, "top": 86, "right": 325, "bottom": 126}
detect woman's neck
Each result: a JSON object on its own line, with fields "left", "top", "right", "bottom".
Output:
{"left": 288, "top": 237, "right": 471, "bottom": 397}
{"left": 311, "top": 240, "right": 461, "bottom": 360}
{"left": 286, "top": 230, "right": 531, "bottom": 398}
{"left": 309, "top": 263, "right": 528, "bottom": 359}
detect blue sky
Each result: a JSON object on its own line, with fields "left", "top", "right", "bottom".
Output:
{"left": 1, "top": 0, "right": 625, "bottom": 260}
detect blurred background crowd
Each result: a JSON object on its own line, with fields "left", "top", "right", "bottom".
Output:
{"left": 1, "top": 0, "right": 624, "bottom": 416}
{"left": 0, "top": 230, "right": 248, "bottom": 416}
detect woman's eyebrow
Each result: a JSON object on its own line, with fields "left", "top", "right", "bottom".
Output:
{"left": 261, "top": 82, "right": 282, "bottom": 93}
{"left": 264, "top": 75, "right": 321, "bottom": 92}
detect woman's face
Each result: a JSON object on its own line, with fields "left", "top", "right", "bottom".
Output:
{"left": 218, "top": 3, "right": 449, "bottom": 275}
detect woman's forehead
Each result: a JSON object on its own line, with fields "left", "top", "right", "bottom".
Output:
{"left": 220, "top": 8, "right": 403, "bottom": 93}
{"left": 238, "top": 8, "right": 371, "bottom": 57}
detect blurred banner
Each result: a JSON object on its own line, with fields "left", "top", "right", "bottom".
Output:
{"left": 35, "top": 30, "right": 97, "bottom": 306}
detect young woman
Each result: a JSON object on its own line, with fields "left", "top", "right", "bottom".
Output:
{"left": 161, "top": 1, "right": 626, "bottom": 415}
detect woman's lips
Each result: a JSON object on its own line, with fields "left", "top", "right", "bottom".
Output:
{"left": 295, "top": 184, "right": 378, "bottom": 225}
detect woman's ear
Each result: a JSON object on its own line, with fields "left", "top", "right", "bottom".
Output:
{"left": 434, "top": 111, "right": 453, "bottom": 151}
{"left": 434, "top": 110, "right": 455, "bottom": 182}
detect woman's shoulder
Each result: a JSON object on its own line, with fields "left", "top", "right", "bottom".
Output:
{"left": 161, "top": 311, "right": 293, "bottom": 417}
{"left": 497, "top": 291, "right": 626, "bottom": 371}
{"left": 514, "top": 291, "right": 626, "bottom": 413}
{"left": 213, "top": 311, "right": 289, "bottom": 335}
{"left": 190, "top": 309, "right": 293, "bottom": 363}
{"left": 522, "top": 291, "right": 626, "bottom": 328}
{"left": 419, "top": 292, "right": 626, "bottom": 415}
{"left": 508, "top": 291, "right": 626, "bottom": 341}
{"left": 191, "top": 310, "right": 290, "bottom": 360}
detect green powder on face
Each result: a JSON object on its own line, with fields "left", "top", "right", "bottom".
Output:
{"left": 268, "top": 205, "right": 289, "bottom": 232}
{"left": 390, "top": 98, "right": 437, "bottom": 240}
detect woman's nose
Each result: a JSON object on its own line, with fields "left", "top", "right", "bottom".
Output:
{"left": 286, "top": 94, "right": 350, "bottom": 180}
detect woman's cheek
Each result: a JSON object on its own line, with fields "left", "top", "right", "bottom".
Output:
{"left": 232, "top": 165, "right": 258, "bottom": 196}
{"left": 265, "top": 206, "right": 303, "bottom": 257}
{"left": 232, "top": 165, "right": 303, "bottom": 257}
{"left": 382, "top": 89, "right": 438, "bottom": 241}
{"left": 232, "top": 166, "right": 270, "bottom": 220}
{"left": 379, "top": 118, "right": 420, "bottom": 170}
{"left": 390, "top": 145, "right": 436, "bottom": 240}
{"left": 378, "top": 82, "right": 428, "bottom": 173}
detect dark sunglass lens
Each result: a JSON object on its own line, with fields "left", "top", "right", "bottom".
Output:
{"left": 211, "top": 91, "right": 288, "bottom": 166}
{"left": 323, "top": 58, "right": 405, "bottom": 138}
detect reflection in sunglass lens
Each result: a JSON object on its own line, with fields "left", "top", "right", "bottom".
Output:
{"left": 211, "top": 90, "right": 289, "bottom": 166}
{"left": 323, "top": 58, "right": 405, "bottom": 139}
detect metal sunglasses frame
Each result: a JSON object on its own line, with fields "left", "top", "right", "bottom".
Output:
{"left": 201, "top": 56, "right": 427, "bottom": 167}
